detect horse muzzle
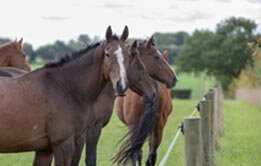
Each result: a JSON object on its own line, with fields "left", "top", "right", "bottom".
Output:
{"left": 114, "top": 80, "right": 128, "bottom": 96}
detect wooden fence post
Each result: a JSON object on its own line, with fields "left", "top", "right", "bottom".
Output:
{"left": 199, "top": 100, "right": 212, "bottom": 166}
{"left": 217, "top": 83, "right": 224, "bottom": 137}
{"left": 206, "top": 90, "right": 215, "bottom": 166}
{"left": 213, "top": 87, "right": 219, "bottom": 148}
{"left": 184, "top": 117, "right": 202, "bottom": 166}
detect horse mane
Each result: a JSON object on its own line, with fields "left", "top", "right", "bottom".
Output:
{"left": 43, "top": 35, "right": 121, "bottom": 68}
{"left": 138, "top": 39, "right": 155, "bottom": 47}
{"left": 44, "top": 42, "right": 101, "bottom": 68}
{"left": 0, "top": 41, "right": 18, "bottom": 53}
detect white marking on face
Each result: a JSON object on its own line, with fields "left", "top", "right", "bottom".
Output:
{"left": 158, "top": 49, "right": 173, "bottom": 69}
{"left": 114, "top": 45, "right": 126, "bottom": 89}
{"left": 157, "top": 50, "right": 163, "bottom": 56}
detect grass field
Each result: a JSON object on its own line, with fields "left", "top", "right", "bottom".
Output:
{"left": 216, "top": 100, "right": 261, "bottom": 166}
{"left": 0, "top": 99, "right": 260, "bottom": 165}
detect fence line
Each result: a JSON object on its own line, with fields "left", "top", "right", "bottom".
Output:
{"left": 159, "top": 84, "right": 223, "bottom": 166}
{"left": 184, "top": 84, "right": 223, "bottom": 166}
{"left": 159, "top": 107, "right": 198, "bottom": 166}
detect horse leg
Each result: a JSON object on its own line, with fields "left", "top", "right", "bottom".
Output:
{"left": 85, "top": 123, "right": 102, "bottom": 166}
{"left": 33, "top": 150, "right": 53, "bottom": 166}
{"left": 52, "top": 136, "right": 75, "bottom": 166}
{"left": 71, "top": 133, "right": 86, "bottom": 166}
{"left": 137, "top": 150, "right": 142, "bottom": 166}
{"left": 146, "top": 121, "right": 164, "bottom": 166}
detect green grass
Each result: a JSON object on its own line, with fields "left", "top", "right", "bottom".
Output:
{"left": 0, "top": 100, "right": 260, "bottom": 165}
{"left": 174, "top": 72, "right": 215, "bottom": 99}
{"left": 216, "top": 100, "right": 261, "bottom": 166}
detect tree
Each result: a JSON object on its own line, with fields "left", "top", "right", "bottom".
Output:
{"left": 0, "top": 38, "right": 10, "bottom": 45}
{"left": 23, "top": 43, "right": 37, "bottom": 63}
{"left": 153, "top": 31, "right": 188, "bottom": 64}
{"left": 36, "top": 40, "right": 74, "bottom": 61}
{"left": 176, "top": 17, "right": 258, "bottom": 90}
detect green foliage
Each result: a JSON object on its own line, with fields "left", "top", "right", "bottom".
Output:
{"left": 153, "top": 31, "right": 189, "bottom": 64}
{"left": 176, "top": 17, "right": 258, "bottom": 90}
{"left": 36, "top": 40, "right": 73, "bottom": 60}
{"left": 23, "top": 43, "right": 37, "bottom": 63}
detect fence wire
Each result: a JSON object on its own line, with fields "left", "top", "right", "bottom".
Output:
{"left": 159, "top": 94, "right": 207, "bottom": 166}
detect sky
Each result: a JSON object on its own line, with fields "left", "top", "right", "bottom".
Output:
{"left": 0, "top": 0, "right": 260, "bottom": 48}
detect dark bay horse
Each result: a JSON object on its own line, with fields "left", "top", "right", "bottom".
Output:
{"left": 36, "top": 37, "right": 172, "bottom": 166}
{"left": 85, "top": 37, "right": 177, "bottom": 166}
{"left": 0, "top": 38, "right": 31, "bottom": 71}
{"left": 34, "top": 40, "right": 158, "bottom": 166}
{"left": 0, "top": 26, "right": 131, "bottom": 166}
{"left": 115, "top": 48, "right": 178, "bottom": 166}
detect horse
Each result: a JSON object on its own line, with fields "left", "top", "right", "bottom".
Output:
{"left": 32, "top": 36, "right": 176, "bottom": 166}
{"left": 84, "top": 37, "right": 177, "bottom": 166}
{"left": 0, "top": 38, "right": 31, "bottom": 71}
{"left": 0, "top": 26, "right": 131, "bottom": 166}
{"left": 32, "top": 39, "right": 158, "bottom": 166}
{"left": 114, "top": 48, "right": 177, "bottom": 166}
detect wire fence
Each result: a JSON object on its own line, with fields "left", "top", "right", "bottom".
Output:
{"left": 159, "top": 84, "right": 223, "bottom": 166}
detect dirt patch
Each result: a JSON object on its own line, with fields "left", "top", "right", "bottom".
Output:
{"left": 235, "top": 88, "right": 261, "bottom": 105}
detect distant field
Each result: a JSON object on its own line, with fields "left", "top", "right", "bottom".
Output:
{"left": 0, "top": 100, "right": 259, "bottom": 165}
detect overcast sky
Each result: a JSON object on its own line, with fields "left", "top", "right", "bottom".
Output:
{"left": 1, "top": 0, "right": 260, "bottom": 48}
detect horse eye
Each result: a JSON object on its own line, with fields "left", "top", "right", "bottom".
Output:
{"left": 105, "top": 53, "right": 110, "bottom": 57}
{"left": 155, "top": 56, "right": 160, "bottom": 59}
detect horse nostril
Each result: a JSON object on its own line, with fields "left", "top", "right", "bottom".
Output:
{"left": 116, "top": 80, "right": 123, "bottom": 90}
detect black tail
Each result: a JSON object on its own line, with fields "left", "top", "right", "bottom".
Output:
{"left": 113, "top": 90, "right": 158, "bottom": 165}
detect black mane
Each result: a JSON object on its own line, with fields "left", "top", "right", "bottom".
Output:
{"left": 44, "top": 42, "right": 101, "bottom": 68}
{"left": 138, "top": 39, "right": 155, "bottom": 47}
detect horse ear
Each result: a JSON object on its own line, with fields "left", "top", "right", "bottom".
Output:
{"left": 131, "top": 40, "right": 138, "bottom": 51}
{"left": 146, "top": 36, "right": 155, "bottom": 48}
{"left": 105, "top": 26, "right": 113, "bottom": 41}
{"left": 130, "top": 40, "right": 138, "bottom": 62}
{"left": 17, "top": 38, "right": 23, "bottom": 50}
{"left": 120, "top": 26, "right": 129, "bottom": 41}
{"left": 18, "top": 38, "right": 23, "bottom": 45}
{"left": 163, "top": 49, "right": 169, "bottom": 60}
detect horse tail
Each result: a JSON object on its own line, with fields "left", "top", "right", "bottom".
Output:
{"left": 113, "top": 84, "right": 158, "bottom": 165}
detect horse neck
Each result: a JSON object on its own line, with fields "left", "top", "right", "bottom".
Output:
{"left": 0, "top": 47, "right": 11, "bottom": 67}
{"left": 47, "top": 47, "right": 107, "bottom": 104}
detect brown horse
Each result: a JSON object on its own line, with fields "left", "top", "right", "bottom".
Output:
{"left": 34, "top": 37, "right": 172, "bottom": 166}
{"left": 115, "top": 49, "right": 177, "bottom": 166}
{"left": 32, "top": 40, "right": 158, "bottom": 166}
{"left": 0, "top": 38, "right": 31, "bottom": 71}
{"left": 85, "top": 37, "right": 177, "bottom": 166}
{"left": 0, "top": 26, "right": 131, "bottom": 166}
